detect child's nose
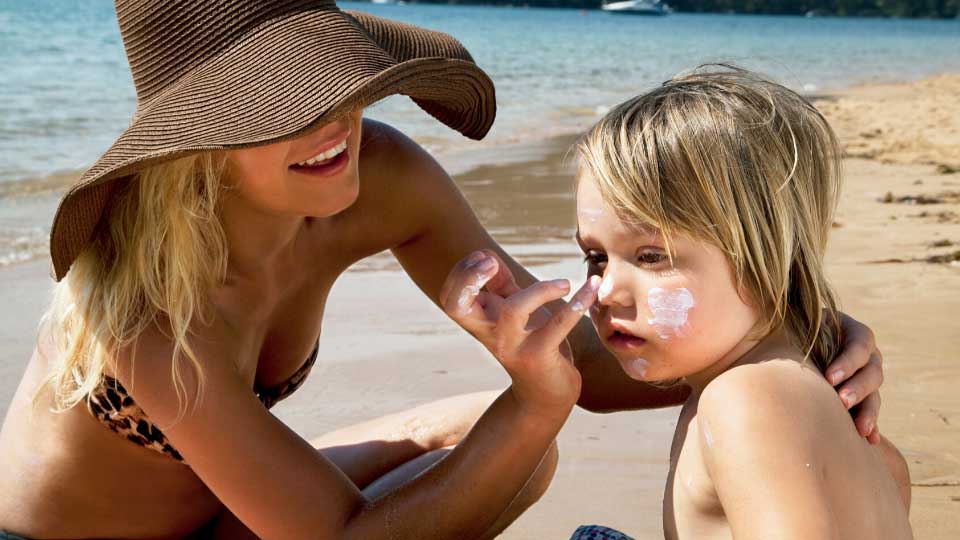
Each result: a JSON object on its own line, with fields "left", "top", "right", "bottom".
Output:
{"left": 597, "top": 266, "right": 634, "bottom": 309}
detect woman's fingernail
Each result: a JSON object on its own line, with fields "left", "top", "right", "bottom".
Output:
{"left": 863, "top": 419, "right": 875, "bottom": 437}
{"left": 587, "top": 275, "right": 602, "bottom": 290}
{"left": 841, "top": 390, "right": 858, "bottom": 408}
{"left": 829, "top": 369, "right": 845, "bottom": 385}
{"left": 475, "top": 257, "right": 496, "bottom": 272}
{"left": 465, "top": 251, "right": 485, "bottom": 266}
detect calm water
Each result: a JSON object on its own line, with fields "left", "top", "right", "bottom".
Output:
{"left": 0, "top": 0, "right": 958, "bottom": 264}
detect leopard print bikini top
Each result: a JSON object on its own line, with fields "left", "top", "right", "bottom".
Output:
{"left": 86, "top": 343, "right": 319, "bottom": 463}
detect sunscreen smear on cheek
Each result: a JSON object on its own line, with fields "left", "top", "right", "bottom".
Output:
{"left": 647, "top": 287, "right": 695, "bottom": 340}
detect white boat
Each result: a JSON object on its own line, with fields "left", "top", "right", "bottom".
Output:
{"left": 601, "top": 0, "right": 671, "bottom": 15}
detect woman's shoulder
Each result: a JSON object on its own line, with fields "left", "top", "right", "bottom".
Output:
{"left": 359, "top": 118, "right": 440, "bottom": 176}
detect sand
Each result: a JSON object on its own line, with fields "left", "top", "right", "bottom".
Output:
{"left": 0, "top": 74, "right": 958, "bottom": 538}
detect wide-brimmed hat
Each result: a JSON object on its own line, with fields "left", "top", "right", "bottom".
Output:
{"left": 50, "top": 0, "right": 496, "bottom": 281}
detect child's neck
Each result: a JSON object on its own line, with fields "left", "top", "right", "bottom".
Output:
{"left": 684, "top": 328, "right": 803, "bottom": 396}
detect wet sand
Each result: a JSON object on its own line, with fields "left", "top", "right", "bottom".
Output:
{"left": 0, "top": 75, "right": 958, "bottom": 538}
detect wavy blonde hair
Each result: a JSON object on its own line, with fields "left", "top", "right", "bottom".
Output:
{"left": 577, "top": 65, "right": 843, "bottom": 371}
{"left": 39, "top": 152, "right": 228, "bottom": 416}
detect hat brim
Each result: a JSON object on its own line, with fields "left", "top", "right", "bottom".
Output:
{"left": 50, "top": 7, "right": 495, "bottom": 280}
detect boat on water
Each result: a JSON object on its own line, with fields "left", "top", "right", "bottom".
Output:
{"left": 601, "top": 0, "right": 671, "bottom": 16}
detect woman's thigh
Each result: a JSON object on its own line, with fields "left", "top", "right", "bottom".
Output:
{"left": 204, "top": 391, "right": 513, "bottom": 539}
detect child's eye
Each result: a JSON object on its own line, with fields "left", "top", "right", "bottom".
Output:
{"left": 637, "top": 249, "right": 668, "bottom": 266}
{"left": 583, "top": 250, "right": 607, "bottom": 271}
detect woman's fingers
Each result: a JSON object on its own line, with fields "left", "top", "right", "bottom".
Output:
{"left": 498, "top": 279, "right": 572, "bottom": 333}
{"left": 836, "top": 352, "right": 883, "bottom": 410}
{"left": 826, "top": 312, "right": 877, "bottom": 386}
{"left": 531, "top": 276, "right": 601, "bottom": 351}
{"left": 856, "top": 391, "right": 882, "bottom": 443}
{"left": 441, "top": 252, "right": 500, "bottom": 326}
{"left": 477, "top": 249, "right": 522, "bottom": 298}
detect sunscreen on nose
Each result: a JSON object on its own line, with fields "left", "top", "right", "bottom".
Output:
{"left": 597, "top": 273, "right": 615, "bottom": 303}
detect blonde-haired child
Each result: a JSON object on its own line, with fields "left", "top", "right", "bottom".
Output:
{"left": 446, "top": 65, "right": 912, "bottom": 539}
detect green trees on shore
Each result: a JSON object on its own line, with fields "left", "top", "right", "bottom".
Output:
{"left": 406, "top": 0, "right": 960, "bottom": 18}
{"left": 668, "top": 0, "right": 959, "bottom": 17}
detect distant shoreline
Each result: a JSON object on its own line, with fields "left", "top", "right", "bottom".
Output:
{"left": 356, "top": 0, "right": 960, "bottom": 20}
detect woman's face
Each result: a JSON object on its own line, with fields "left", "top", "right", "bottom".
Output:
{"left": 225, "top": 108, "right": 364, "bottom": 218}
{"left": 575, "top": 169, "right": 761, "bottom": 383}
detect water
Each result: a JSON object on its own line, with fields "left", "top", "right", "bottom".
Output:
{"left": 0, "top": 0, "right": 958, "bottom": 265}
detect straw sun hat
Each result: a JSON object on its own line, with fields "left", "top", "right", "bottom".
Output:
{"left": 50, "top": 0, "right": 496, "bottom": 280}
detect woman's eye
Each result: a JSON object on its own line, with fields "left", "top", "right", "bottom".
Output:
{"left": 637, "top": 250, "right": 668, "bottom": 265}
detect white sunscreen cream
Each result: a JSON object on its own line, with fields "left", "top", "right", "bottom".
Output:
{"left": 627, "top": 357, "right": 650, "bottom": 378}
{"left": 578, "top": 207, "right": 604, "bottom": 223}
{"left": 702, "top": 421, "right": 715, "bottom": 448}
{"left": 646, "top": 287, "right": 694, "bottom": 340}
{"left": 457, "top": 273, "right": 493, "bottom": 313}
{"left": 597, "top": 274, "right": 615, "bottom": 303}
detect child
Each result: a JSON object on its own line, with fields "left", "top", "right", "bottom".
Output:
{"left": 445, "top": 65, "right": 912, "bottom": 539}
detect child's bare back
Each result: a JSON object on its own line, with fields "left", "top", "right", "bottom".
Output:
{"left": 665, "top": 345, "right": 910, "bottom": 539}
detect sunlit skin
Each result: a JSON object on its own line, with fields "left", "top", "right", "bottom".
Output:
{"left": 0, "top": 108, "right": 888, "bottom": 539}
{"left": 573, "top": 169, "right": 912, "bottom": 540}
{"left": 575, "top": 169, "right": 762, "bottom": 386}
{"left": 225, "top": 109, "right": 364, "bottom": 220}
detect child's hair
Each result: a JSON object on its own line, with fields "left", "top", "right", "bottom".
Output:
{"left": 577, "top": 64, "right": 842, "bottom": 372}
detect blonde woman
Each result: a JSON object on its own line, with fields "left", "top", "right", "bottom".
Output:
{"left": 0, "top": 3, "right": 884, "bottom": 540}
{"left": 445, "top": 66, "right": 910, "bottom": 539}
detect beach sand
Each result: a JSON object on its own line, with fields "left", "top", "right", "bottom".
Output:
{"left": 0, "top": 75, "right": 958, "bottom": 538}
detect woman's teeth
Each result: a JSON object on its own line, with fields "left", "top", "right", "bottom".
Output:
{"left": 295, "top": 140, "right": 347, "bottom": 166}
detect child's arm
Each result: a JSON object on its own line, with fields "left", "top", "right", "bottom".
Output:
{"left": 695, "top": 361, "right": 912, "bottom": 539}
{"left": 876, "top": 434, "right": 912, "bottom": 511}
{"left": 696, "top": 366, "right": 835, "bottom": 538}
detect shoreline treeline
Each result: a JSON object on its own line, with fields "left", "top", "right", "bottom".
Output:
{"left": 398, "top": 0, "right": 960, "bottom": 18}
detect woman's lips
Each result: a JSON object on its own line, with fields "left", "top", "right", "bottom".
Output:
{"left": 289, "top": 148, "right": 350, "bottom": 178}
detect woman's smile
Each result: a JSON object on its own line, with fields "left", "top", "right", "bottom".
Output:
{"left": 290, "top": 130, "right": 352, "bottom": 178}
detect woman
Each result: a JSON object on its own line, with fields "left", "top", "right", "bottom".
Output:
{"left": 0, "top": 2, "right": 884, "bottom": 539}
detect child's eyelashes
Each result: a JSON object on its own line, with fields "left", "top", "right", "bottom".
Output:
{"left": 582, "top": 250, "right": 607, "bottom": 270}
{"left": 637, "top": 248, "right": 669, "bottom": 266}
{"left": 581, "top": 248, "right": 670, "bottom": 270}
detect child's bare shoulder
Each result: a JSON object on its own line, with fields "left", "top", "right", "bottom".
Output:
{"left": 697, "top": 359, "right": 846, "bottom": 448}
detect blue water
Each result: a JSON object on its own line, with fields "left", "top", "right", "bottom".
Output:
{"left": 1, "top": 0, "right": 958, "bottom": 185}
{"left": 0, "top": 0, "right": 957, "bottom": 265}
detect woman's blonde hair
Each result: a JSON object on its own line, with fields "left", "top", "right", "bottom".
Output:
{"left": 39, "top": 152, "right": 228, "bottom": 415}
{"left": 577, "top": 65, "right": 842, "bottom": 371}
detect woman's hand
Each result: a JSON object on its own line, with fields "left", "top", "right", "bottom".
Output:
{"left": 439, "top": 250, "right": 600, "bottom": 419}
{"left": 825, "top": 312, "right": 885, "bottom": 444}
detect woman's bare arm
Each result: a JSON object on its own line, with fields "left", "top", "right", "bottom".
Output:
{"left": 365, "top": 120, "right": 885, "bottom": 424}
{"left": 116, "top": 327, "right": 570, "bottom": 540}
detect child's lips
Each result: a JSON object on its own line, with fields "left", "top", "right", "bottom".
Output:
{"left": 605, "top": 326, "right": 647, "bottom": 350}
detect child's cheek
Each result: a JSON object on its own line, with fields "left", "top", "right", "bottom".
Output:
{"left": 645, "top": 286, "right": 696, "bottom": 340}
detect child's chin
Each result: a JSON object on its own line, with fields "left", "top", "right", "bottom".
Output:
{"left": 619, "top": 357, "right": 653, "bottom": 380}
{"left": 619, "top": 357, "right": 685, "bottom": 386}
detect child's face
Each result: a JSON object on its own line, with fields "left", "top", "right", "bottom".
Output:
{"left": 575, "top": 170, "right": 762, "bottom": 382}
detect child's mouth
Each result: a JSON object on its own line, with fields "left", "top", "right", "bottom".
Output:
{"left": 606, "top": 329, "right": 647, "bottom": 350}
